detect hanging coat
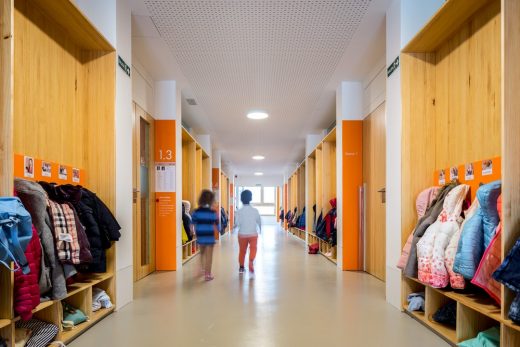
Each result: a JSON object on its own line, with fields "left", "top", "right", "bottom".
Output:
{"left": 471, "top": 195, "right": 502, "bottom": 304}
{"left": 453, "top": 181, "right": 501, "bottom": 280}
{"left": 14, "top": 179, "right": 67, "bottom": 299}
{"left": 416, "top": 184, "right": 469, "bottom": 287}
{"left": 403, "top": 183, "right": 457, "bottom": 278}
{"left": 397, "top": 187, "right": 440, "bottom": 270}
{"left": 14, "top": 226, "right": 41, "bottom": 321}
{"left": 445, "top": 197, "right": 479, "bottom": 289}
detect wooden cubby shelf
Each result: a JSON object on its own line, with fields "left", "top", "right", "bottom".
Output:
{"left": 284, "top": 127, "right": 338, "bottom": 264}
{"left": 0, "top": 0, "right": 118, "bottom": 345}
{"left": 0, "top": 0, "right": 116, "bottom": 347}
{"left": 181, "top": 127, "right": 211, "bottom": 265}
{"left": 182, "top": 239, "right": 200, "bottom": 264}
{"left": 400, "top": 0, "right": 520, "bottom": 345}
{"left": 284, "top": 128, "right": 337, "bottom": 265}
{"left": 220, "top": 171, "right": 230, "bottom": 235}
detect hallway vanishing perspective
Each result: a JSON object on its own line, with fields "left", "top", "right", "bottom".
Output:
{"left": 71, "top": 218, "right": 447, "bottom": 347}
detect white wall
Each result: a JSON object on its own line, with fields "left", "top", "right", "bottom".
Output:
{"left": 195, "top": 135, "right": 212, "bottom": 157}
{"left": 132, "top": 59, "right": 155, "bottom": 115}
{"left": 235, "top": 175, "right": 284, "bottom": 187}
{"left": 385, "top": 0, "right": 403, "bottom": 309}
{"left": 385, "top": 0, "right": 444, "bottom": 310}
{"left": 75, "top": 0, "right": 134, "bottom": 309}
{"left": 306, "top": 133, "right": 325, "bottom": 156}
{"left": 363, "top": 57, "right": 386, "bottom": 116}
{"left": 74, "top": 0, "right": 116, "bottom": 47}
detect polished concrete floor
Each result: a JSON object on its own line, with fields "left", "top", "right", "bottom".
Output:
{"left": 71, "top": 218, "right": 448, "bottom": 347}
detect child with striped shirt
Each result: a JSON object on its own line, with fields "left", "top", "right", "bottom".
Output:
{"left": 192, "top": 190, "right": 218, "bottom": 281}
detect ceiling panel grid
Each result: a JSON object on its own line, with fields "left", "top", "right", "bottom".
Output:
{"left": 144, "top": 0, "right": 371, "bottom": 174}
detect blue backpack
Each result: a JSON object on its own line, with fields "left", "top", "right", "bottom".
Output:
{"left": 0, "top": 197, "right": 33, "bottom": 274}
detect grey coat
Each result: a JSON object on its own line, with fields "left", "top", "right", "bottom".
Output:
{"left": 403, "top": 183, "right": 458, "bottom": 278}
{"left": 14, "top": 179, "right": 67, "bottom": 299}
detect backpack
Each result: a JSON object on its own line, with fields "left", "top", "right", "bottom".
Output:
{"left": 0, "top": 197, "right": 33, "bottom": 274}
{"left": 308, "top": 243, "right": 319, "bottom": 254}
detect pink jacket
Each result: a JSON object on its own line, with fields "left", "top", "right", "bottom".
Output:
{"left": 417, "top": 184, "right": 469, "bottom": 287}
{"left": 397, "top": 187, "right": 440, "bottom": 270}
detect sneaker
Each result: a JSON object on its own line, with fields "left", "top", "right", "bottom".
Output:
{"left": 239, "top": 266, "right": 245, "bottom": 274}
{"left": 205, "top": 274, "right": 214, "bottom": 281}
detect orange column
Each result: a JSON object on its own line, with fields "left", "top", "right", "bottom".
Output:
{"left": 342, "top": 120, "right": 363, "bottom": 271}
{"left": 155, "top": 120, "right": 177, "bottom": 271}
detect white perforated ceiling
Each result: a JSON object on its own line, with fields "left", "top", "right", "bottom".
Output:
{"left": 141, "top": 0, "right": 374, "bottom": 176}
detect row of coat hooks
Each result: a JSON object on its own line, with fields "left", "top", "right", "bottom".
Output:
{"left": 434, "top": 157, "right": 501, "bottom": 201}
{"left": 13, "top": 153, "right": 86, "bottom": 185}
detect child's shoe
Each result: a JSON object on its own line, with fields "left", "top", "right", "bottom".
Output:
{"left": 205, "top": 273, "right": 214, "bottom": 281}
{"left": 239, "top": 266, "right": 245, "bottom": 274}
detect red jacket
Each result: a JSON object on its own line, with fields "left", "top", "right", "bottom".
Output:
{"left": 325, "top": 198, "right": 337, "bottom": 238}
{"left": 14, "top": 226, "right": 41, "bottom": 320}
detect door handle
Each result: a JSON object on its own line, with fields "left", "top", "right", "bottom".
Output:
{"left": 133, "top": 189, "right": 140, "bottom": 203}
{"left": 377, "top": 188, "right": 386, "bottom": 204}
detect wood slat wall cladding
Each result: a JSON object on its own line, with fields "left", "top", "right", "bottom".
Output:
{"left": 13, "top": 0, "right": 115, "bottom": 208}
{"left": 401, "top": 1, "right": 501, "bottom": 246}
{"left": 400, "top": 0, "right": 520, "bottom": 345}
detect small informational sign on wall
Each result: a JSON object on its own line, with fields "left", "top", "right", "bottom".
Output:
{"left": 155, "top": 163, "right": 176, "bottom": 192}
{"left": 14, "top": 154, "right": 86, "bottom": 185}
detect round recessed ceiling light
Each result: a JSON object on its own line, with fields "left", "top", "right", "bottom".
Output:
{"left": 252, "top": 155, "right": 265, "bottom": 160}
{"left": 254, "top": 172, "right": 264, "bottom": 176}
{"left": 247, "top": 111, "right": 269, "bottom": 120}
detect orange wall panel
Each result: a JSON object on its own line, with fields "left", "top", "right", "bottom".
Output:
{"left": 155, "top": 192, "right": 176, "bottom": 270}
{"left": 155, "top": 120, "right": 177, "bottom": 270}
{"left": 154, "top": 120, "right": 176, "bottom": 163}
{"left": 342, "top": 120, "right": 363, "bottom": 271}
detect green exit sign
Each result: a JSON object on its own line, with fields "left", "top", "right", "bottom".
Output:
{"left": 118, "top": 55, "right": 130, "bottom": 77}
{"left": 387, "top": 56, "right": 399, "bottom": 77}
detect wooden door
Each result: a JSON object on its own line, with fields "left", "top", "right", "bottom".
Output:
{"left": 133, "top": 103, "right": 156, "bottom": 281}
{"left": 363, "top": 102, "right": 386, "bottom": 281}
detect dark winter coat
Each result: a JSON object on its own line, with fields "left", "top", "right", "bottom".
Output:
{"left": 56, "top": 185, "right": 105, "bottom": 272}
{"left": 80, "top": 188, "right": 121, "bottom": 247}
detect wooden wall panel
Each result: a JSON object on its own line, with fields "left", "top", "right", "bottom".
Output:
{"left": 195, "top": 148, "right": 202, "bottom": 203}
{"left": 401, "top": 52, "right": 437, "bottom": 246}
{"left": 299, "top": 164, "right": 306, "bottom": 210}
{"left": 182, "top": 140, "right": 196, "bottom": 206}
{"left": 14, "top": 1, "right": 83, "bottom": 166}
{"left": 202, "top": 157, "right": 210, "bottom": 190}
{"left": 13, "top": 0, "right": 116, "bottom": 210}
{"left": 434, "top": 0, "right": 501, "bottom": 169}
{"left": 322, "top": 141, "right": 336, "bottom": 210}
{"left": 315, "top": 147, "right": 323, "bottom": 216}
{"left": 82, "top": 51, "right": 116, "bottom": 209}
{"left": 0, "top": 0, "right": 13, "bottom": 196}
{"left": 502, "top": 0, "right": 520, "bottom": 328}
{"left": 306, "top": 157, "right": 316, "bottom": 234}
{"left": 363, "top": 103, "right": 386, "bottom": 281}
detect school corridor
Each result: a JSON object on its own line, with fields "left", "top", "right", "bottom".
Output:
{"left": 69, "top": 218, "right": 446, "bottom": 347}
